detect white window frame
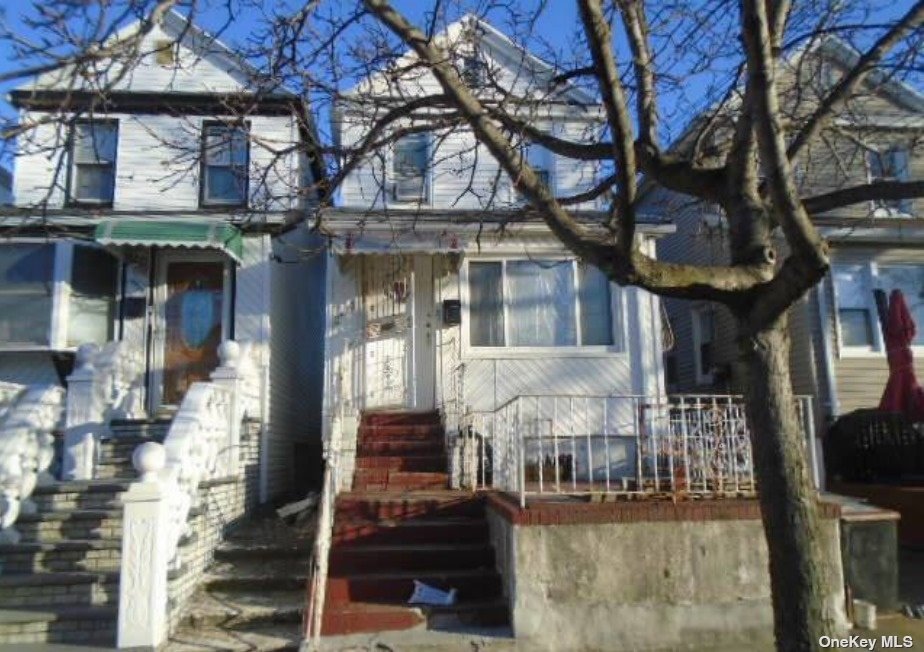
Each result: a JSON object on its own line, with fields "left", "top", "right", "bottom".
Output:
{"left": 460, "top": 256, "right": 626, "bottom": 358}
{"left": 831, "top": 261, "right": 924, "bottom": 358}
{"left": 691, "top": 305, "right": 716, "bottom": 385}
{"left": 389, "top": 132, "right": 432, "bottom": 206}
{"left": 866, "top": 146, "right": 912, "bottom": 218}
{"left": 0, "top": 240, "right": 119, "bottom": 352}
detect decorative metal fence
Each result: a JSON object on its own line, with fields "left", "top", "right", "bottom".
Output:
{"left": 462, "top": 393, "right": 816, "bottom": 506}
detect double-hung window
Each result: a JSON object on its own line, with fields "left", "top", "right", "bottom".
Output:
{"left": 867, "top": 147, "right": 912, "bottom": 216}
{"left": 0, "top": 244, "right": 55, "bottom": 345}
{"left": 467, "top": 259, "right": 617, "bottom": 349}
{"left": 202, "top": 122, "right": 249, "bottom": 207}
{"left": 392, "top": 133, "right": 429, "bottom": 202}
{"left": 70, "top": 121, "right": 117, "bottom": 205}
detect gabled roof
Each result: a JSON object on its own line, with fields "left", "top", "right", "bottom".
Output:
{"left": 341, "top": 13, "right": 598, "bottom": 108}
{"left": 13, "top": 8, "right": 289, "bottom": 98}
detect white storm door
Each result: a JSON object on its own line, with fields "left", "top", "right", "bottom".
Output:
{"left": 362, "top": 256, "right": 413, "bottom": 409}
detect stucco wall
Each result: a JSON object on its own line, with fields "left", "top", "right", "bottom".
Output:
{"left": 486, "top": 502, "right": 847, "bottom": 652}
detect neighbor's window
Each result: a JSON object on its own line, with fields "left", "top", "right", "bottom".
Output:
{"left": 467, "top": 259, "right": 617, "bottom": 348}
{"left": 392, "top": 133, "right": 429, "bottom": 202}
{"left": 867, "top": 147, "right": 912, "bottom": 215}
{"left": 70, "top": 121, "right": 118, "bottom": 205}
{"left": 66, "top": 245, "right": 118, "bottom": 347}
{"left": 692, "top": 307, "right": 715, "bottom": 384}
{"left": 875, "top": 265, "right": 924, "bottom": 346}
{"left": 833, "top": 264, "right": 876, "bottom": 349}
{"left": 202, "top": 123, "right": 249, "bottom": 206}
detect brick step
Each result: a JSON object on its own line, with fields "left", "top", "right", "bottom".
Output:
{"left": 361, "top": 410, "right": 441, "bottom": 427}
{"left": 16, "top": 509, "right": 122, "bottom": 543}
{"left": 355, "top": 454, "right": 446, "bottom": 472}
{"left": 329, "top": 543, "right": 494, "bottom": 575}
{"left": 335, "top": 492, "right": 484, "bottom": 521}
{"left": 353, "top": 471, "right": 449, "bottom": 492}
{"left": 0, "top": 604, "right": 117, "bottom": 646}
{"left": 0, "top": 571, "right": 118, "bottom": 608}
{"left": 30, "top": 481, "right": 129, "bottom": 511}
{"left": 91, "top": 464, "right": 137, "bottom": 480}
{"left": 326, "top": 569, "right": 501, "bottom": 605}
{"left": 321, "top": 598, "right": 509, "bottom": 636}
{"left": 182, "top": 589, "right": 303, "bottom": 629}
{"left": 358, "top": 424, "right": 444, "bottom": 440}
{"left": 333, "top": 518, "right": 489, "bottom": 546}
{"left": 357, "top": 439, "right": 445, "bottom": 456}
{"left": 0, "top": 538, "right": 121, "bottom": 573}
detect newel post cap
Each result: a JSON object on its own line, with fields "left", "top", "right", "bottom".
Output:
{"left": 218, "top": 340, "right": 241, "bottom": 368}
{"left": 132, "top": 442, "right": 166, "bottom": 483}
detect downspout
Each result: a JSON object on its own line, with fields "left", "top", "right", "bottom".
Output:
{"left": 258, "top": 235, "right": 271, "bottom": 504}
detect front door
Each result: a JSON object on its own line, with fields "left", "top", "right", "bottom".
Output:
{"left": 154, "top": 253, "right": 230, "bottom": 408}
{"left": 360, "top": 255, "right": 436, "bottom": 411}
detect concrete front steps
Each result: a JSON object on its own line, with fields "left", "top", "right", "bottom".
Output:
{"left": 163, "top": 516, "right": 314, "bottom": 652}
{"left": 321, "top": 410, "right": 509, "bottom": 637}
{"left": 0, "top": 420, "right": 167, "bottom": 645}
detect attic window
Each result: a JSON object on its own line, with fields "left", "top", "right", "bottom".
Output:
{"left": 462, "top": 55, "right": 487, "bottom": 88}
{"left": 155, "top": 39, "right": 177, "bottom": 67}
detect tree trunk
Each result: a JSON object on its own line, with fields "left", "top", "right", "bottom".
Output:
{"left": 739, "top": 312, "right": 839, "bottom": 651}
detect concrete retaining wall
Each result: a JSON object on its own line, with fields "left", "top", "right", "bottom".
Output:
{"left": 486, "top": 497, "right": 848, "bottom": 652}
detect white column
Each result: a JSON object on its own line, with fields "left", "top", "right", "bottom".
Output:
{"left": 63, "top": 344, "right": 102, "bottom": 480}
{"left": 117, "top": 442, "right": 171, "bottom": 650}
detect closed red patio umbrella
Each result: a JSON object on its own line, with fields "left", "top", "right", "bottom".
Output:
{"left": 879, "top": 288, "right": 924, "bottom": 421}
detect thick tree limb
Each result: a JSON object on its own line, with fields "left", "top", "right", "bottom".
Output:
{"left": 786, "top": 1, "right": 924, "bottom": 161}
{"left": 577, "top": 0, "right": 638, "bottom": 252}
{"left": 742, "top": 0, "right": 829, "bottom": 296}
{"left": 618, "top": 0, "right": 658, "bottom": 147}
{"left": 802, "top": 180, "right": 924, "bottom": 214}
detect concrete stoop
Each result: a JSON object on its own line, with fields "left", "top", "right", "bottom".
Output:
{"left": 0, "top": 421, "right": 168, "bottom": 646}
{"left": 162, "top": 517, "right": 315, "bottom": 652}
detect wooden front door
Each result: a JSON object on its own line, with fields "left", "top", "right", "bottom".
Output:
{"left": 160, "top": 258, "right": 227, "bottom": 406}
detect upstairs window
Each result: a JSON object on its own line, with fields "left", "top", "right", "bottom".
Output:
{"left": 867, "top": 147, "right": 912, "bottom": 215}
{"left": 512, "top": 143, "right": 551, "bottom": 200}
{"left": 202, "top": 123, "right": 249, "bottom": 207}
{"left": 70, "top": 121, "right": 117, "bottom": 205}
{"left": 392, "top": 133, "right": 429, "bottom": 203}
{"left": 467, "top": 259, "right": 618, "bottom": 349}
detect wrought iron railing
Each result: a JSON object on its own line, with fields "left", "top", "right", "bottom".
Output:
{"left": 462, "top": 393, "right": 817, "bottom": 506}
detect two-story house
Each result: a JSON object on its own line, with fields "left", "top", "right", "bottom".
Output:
{"left": 3, "top": 9, "right": 325, "bottom": 505}
{"left": 650, "top": 38, "right": 923, "bottom": 438}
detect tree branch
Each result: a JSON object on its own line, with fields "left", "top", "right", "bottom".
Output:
{"left": 802, "top": 180, "right": 924, "bottom": 214}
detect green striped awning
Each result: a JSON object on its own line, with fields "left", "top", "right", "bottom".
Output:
{"left": 94, "top": 220, "right": 243, "bottom": 262}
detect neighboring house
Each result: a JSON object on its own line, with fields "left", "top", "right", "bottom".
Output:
{"left": 3, "top": 9, "right": 326, "bottom": 503}
{"left": 650, "top": 38, "right": 924, "bottom": 427}
{"left": 321, "top": 14, "right": 668, "bottom": 488}
{"left": 0, "top": 167, "right": 12, "bottom": 204}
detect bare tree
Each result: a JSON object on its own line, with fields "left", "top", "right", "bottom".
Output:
{"left": 2, "top": 1, "right": 923, "bottom": 650}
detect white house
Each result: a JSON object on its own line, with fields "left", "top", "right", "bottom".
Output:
{"left": 321, "top": 15, "right": 669, "bottom": 488}
{"left": 0, "top": 12, "right": 326, "bottom": 646}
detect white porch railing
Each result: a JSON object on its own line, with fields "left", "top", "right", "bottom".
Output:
{"left": 64, "top": 341, "right": 145, "bottom": 480}
{"left": 115, "top": 340, "right": 256, "bottom": 649}
{"left": 0, "top": 384, "right": 66, "bottom": 545}
{"left": 461, "top": 394, "right": 816, "bottom": 507}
